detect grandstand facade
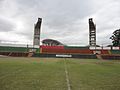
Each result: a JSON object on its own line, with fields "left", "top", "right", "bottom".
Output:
{"left": 0, "top": 18, "right": 120, "bottom": 60}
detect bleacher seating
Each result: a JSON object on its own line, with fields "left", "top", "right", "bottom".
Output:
{"left": 0, "top": 46, "right": 40, "bottom": 53}
{"left": 40, "top": 45, "right": 93, "bottom": 54}
{"left": 0, "top": 46, "right": 28, "bottom": 52}
{"left": 101, "top": 50, "right": 109, "bottom": 54}
{"left": 0, "top": 46, "right": 39, "bottom": 57}
{"left": 110, "top": 50, "right": 120, "bottom": 55}
{"left": 101, "top": 55, "right": 120, "bottom": 60}
{"left": 0, "top": 52, "right": 28, "bottom": 57}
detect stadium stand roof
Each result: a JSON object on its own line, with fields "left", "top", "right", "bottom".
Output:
{"left": 42, "top": 39, "right": 64, "bottom": 46}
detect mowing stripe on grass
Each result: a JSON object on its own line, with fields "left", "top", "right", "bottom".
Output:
{"left": 0, "top": 68, "right": 23, "bottom": 80}
{"left": 64, "top": 58, "right": 71, "bottom": 90}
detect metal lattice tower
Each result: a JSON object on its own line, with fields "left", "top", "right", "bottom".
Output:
{"left": 89, "top": 18, "right": 96, "bottom": 46}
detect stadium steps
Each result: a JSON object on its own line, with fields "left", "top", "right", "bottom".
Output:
{"left": 8, "top": 52, "right": 12, "bottom": 56}
{"left": 96, "top": 55, "right": 103, "bottom": 60}
{"left": 28, "top": 52, "right": 34, "bottom": 57}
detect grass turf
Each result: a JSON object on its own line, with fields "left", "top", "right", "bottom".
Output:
{"left": 0, "top": 57, "right": 120, "bottom": 90}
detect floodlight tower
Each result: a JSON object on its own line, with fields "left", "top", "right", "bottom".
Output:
{"left": 33, "top": 18, "right": 42, "bottom": 47}
{"left": 89, "top": 18, "right": 96, "bottom": 46}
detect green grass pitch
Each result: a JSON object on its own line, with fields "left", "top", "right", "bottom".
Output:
{"left": 0, "top": 57, "right": 120, "bottom": 90}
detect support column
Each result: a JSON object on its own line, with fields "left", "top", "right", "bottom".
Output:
{"left": 33, "top": 18, "right": 42, "bottom": 47}
{"left": 89, "top": 18, "right": 96, "bottom": 46}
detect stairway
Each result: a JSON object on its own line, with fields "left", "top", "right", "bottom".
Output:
{"left": 28, "top": 52, "right": 34, "bottom": 57}
{"left": 96, "top": 54, "right": 103, "bottom": 60}
{"left": 8, "top": 52, "right": 12, "bottom": 56}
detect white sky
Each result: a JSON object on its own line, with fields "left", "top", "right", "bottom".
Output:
{"left": 0, "top": 0, "right": 120, "bottom": 46}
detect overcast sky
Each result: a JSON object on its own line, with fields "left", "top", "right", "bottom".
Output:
{"left": 0, "top": 0, "right": 120, "bottom": 46}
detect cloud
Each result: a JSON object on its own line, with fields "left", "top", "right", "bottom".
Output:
{"left": 0, "top": 17, "right": 15, "bottom": 32}
{"left": 0, "top": 0, "right": 120, "bottom": 46}
{"left": 91, "top": 0, "right": 120, "bottom": 45}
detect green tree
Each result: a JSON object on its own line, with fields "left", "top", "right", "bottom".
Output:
{"left": 110, "top": 29, "right": 120, "bottom": 46}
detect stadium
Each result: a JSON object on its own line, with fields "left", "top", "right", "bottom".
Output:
{"left": 0, "top": 18, "right": 120, "bottom": 60}
{"left": 0, "top": 18, "right": 120, "bottom": 90}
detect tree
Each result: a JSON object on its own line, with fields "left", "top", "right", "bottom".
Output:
{"left": 110, "top": 29, "right": 120, "bottom": 46}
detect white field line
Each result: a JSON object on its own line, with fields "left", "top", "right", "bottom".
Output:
{"left": 64, "top": 59, "right": 71, "bottom": 90}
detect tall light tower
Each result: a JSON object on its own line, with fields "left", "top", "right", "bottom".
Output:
{"left": 33, "top": 18, "right": 42, "bottom": 47}
{"left": 89, "top": 18, "right": 96, "bottom": 46}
